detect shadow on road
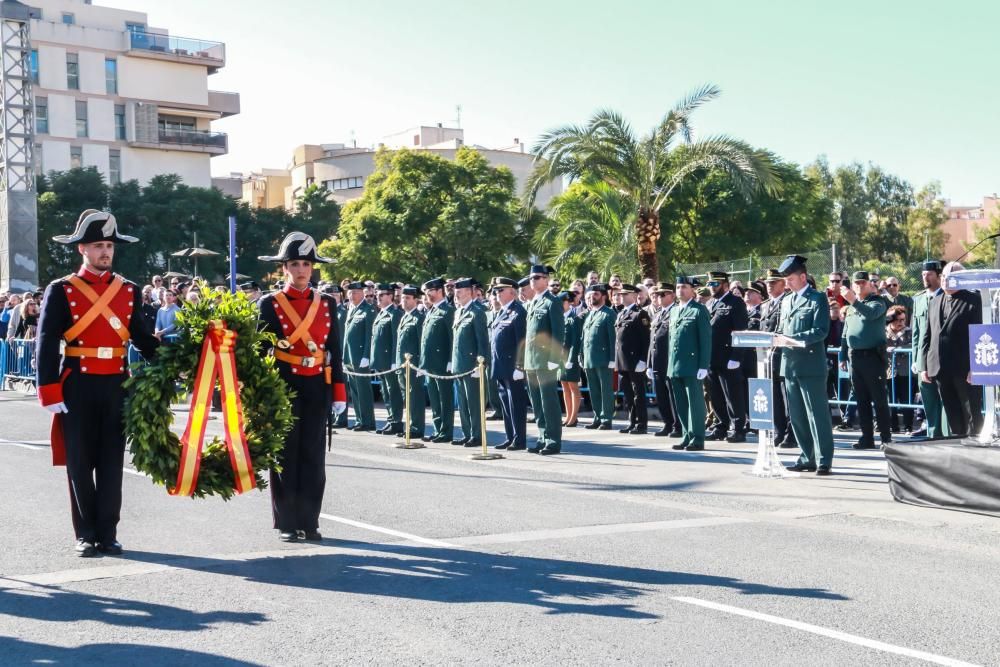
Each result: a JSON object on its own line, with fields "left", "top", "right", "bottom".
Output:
{"left": 0, "top": 636, "right": 264, "bottom": 665}
{"left": 122, "top": 542, "right": 848, "bottom": 620}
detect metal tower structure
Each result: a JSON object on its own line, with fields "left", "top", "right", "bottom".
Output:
{"left": 0, "top": 0, "right": 35, "bottom": 292}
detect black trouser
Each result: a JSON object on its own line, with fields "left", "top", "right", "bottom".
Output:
{"left": 889, "top": 374, "right": 916, "bottom": 431}
{"left": 769, "top": 353, "right": 794, "bottom": 443}
{"left": 849, "top": 348, "right": 891, "bottom": 442}
{"left": 619, "top": 370, "right": 648, "bottom": 428}
{"left": 935, "top": 371, "right": 983, "bottom": 438}
{"left": 708, "top": 367, "right": 747, "bottom": 434}
{"left": 271, "top": 372, "right": 330, "bottom": 532}
{"left": 497, "top": 375, "right": 529, "bottom": 447}
{"left": 62, "top": 372, "right": 127, "bottom": 544}
{"left": 651, "top": 371, "right": 680, "bottom": 431}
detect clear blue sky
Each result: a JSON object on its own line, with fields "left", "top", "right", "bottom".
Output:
{"left": 104, "top": 0, "right": 998, "bottom": 204}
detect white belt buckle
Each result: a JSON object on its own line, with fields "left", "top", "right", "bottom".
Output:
{"left": 302, "top": 357, "right": 315, "bottom": 368}
{"left": 97, "top": 347, "right": 114, "bottom": 359}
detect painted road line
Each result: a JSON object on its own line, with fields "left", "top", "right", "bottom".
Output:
{"left": 318, "top": 513, "right": 457, "bottom": 548}
{"left": 453, "top": 516, "right": 749, "bottom": 546}
{"left": 671, "top": 596, "right": 981, "bottom": 667}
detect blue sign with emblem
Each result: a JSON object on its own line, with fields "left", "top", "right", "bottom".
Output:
{"left": 969, "top": 324, "right": 1000, "bottom": 385}
{"left": 945, "top": 270, "right": 1000, "bottom": 291}
{"left": 747, "top": 378, "right": 774, "bottom": 430}
{"left": 732, "top": 331, "right": 777, "bottom": 348}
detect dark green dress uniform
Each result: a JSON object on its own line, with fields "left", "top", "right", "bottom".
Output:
{"left": 559, "top": 307, "right": 582, "bottom": 383}
{"left": 667, "top": 289, "right": 712, "bottom": 450}
{"left": 778, "top": 256, "right": 835, "bottom": 471}
{"left": 582, "top": 297, "right": 617, "bottom": 427}
{"left": 334, "top": 299, "right": 350, "bottom": 426}
{"left": 524, "top": 267, "right": 565, "bottom": 454}
{"left": 452, "top": 291, "right": 490, "bottom": 445}
{"left": 371, "top": 295, "right": 404, "bottom": 434}
{"left": 485, "top": 306, "right": 503, "bottom": 415}
{"left": 911, "top": 262, "right": 948, "bottom": 438}
{"left": 420, "top": 280, "right": 455, "bottom": 442}
{"left": 343, "top": 291, "right": 377, "bottom": 430}
{"left": 839, "top": 273, "right": 891, "bottom": 448}
{"left": 395, "top": 292, "right": 426, "bottom": 438}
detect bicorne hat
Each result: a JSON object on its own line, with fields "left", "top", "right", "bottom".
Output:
{"left": 258, "top": 232, "right": 332, "bottom": 264}
{"left": 53, "top": 209, "right": 138, "bottom": 245}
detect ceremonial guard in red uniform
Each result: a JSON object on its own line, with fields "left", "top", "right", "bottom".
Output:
{"left": 36, "top": 209, "right": 159, "bottom": 557}
{"left": 258, "top": 232, "right": 347, "bottom": 542}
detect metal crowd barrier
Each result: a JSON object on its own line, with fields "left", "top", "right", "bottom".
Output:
{"left": 827, "top": 346, "right": 921, "bottom": 410}
{"left": 1, "top": 339, "right": 37, "bottom": 389}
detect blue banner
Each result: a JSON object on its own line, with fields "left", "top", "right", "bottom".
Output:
{"left": 969, "top": 324, "right": 1000, "bottom": 385}
{"left": 748, "top": 378, "right": 774, "bottom": 430}
{"left": 945, "top": 270, "right": 1000, "bottom": 291}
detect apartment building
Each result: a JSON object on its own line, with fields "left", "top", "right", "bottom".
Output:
{"left": 942, "top": 195, "right": 1000, "bottom": 260}
{"left": 28, "top": 0, "right": 238, "bottom": 188}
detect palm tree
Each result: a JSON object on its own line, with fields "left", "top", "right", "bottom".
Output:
{"left": 525, "top": 84, "right": 782, "bottom": 280}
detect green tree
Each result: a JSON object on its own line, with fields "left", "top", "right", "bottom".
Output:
{"left": 319, "top": 146, "right": 532, "bottom": 284}
{"left": 37, "top": 168, "right": 110, "bottom": 284}
{"left": 525, "top": 84, "right": 781, "bottom": 280}
{"left": 966, "top": 213, "right": 1000, "bottom": 265}
{"left": 295, "top": 182, "right": 341, "bottom": 241}
{"left": 903, "top": 182, "right": 948, "bottom": 261}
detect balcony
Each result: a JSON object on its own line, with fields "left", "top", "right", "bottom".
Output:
{"left": 130, "top": 128, "right": 228, "bottom": 156}
{"left": 207, "top": 90, "right": 240, "bottom": 118}
{"left": 127, "top": 32, "right": 226, "bottom": 73}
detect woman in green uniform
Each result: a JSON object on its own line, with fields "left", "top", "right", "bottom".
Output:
{"left": 558, "top": 291, "right": 583, "bottom": 427}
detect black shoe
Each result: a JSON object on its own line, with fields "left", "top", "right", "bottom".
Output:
{"left": 910, "top": 428, "right": 927, "bottom": 437}
{"left": 299, "top": 530, "right": 323, "bottom": 541}
{"left": 705, "top": 430, "right": 726, "bottom": 441}
{"left": 881, "top": 435, "right": 893, "bottom": 445}
{"left": 630, "top": 428, "right": 648, "bottom": 435}
{"left": 375, "top": 425, "right": 390, "bottom": 434}
{"left": 75, "top": 539, "right": 98, "bottom": 558}
{"left": 816, "top": 465, "right": 832, "bottom": 476}
{"left": 527, "top": 446, "right": 543, "bottom": 454}
{"left": 508, "top": 443, "right": 527, "bottom": 451}
{"left": 97, "top": 540, "right": 123, "bottom": 556}
{"left": 495, "top": 441, "right": 512, "bottom": 450}
{"left": 672, "top": 443, "right": 688, "bottom": 450}
{"left": 653, "top": 428, "right": 671, "bottom": 437}
{"left": 353, "top": 425, "right": 374, "bottom": 432}
{"left": 779, "top": 440, "right": 799, "bottom": 449}
{"left": 421, "top": 436, "right": 433, "bottom": 442}
{"left": 668, "top": 429, "right": 683, "bottom": 438}
{"left": 685, "top": 443, "right": 705, "bottom": 451}
{"left": 836, "top": 422, "right": 857, "bottom": 432}
{"left": 584, "top": 422, "right": 601, "bottom": 430}
{"left": 619, "top": 426, "right": 634, "bottom": 434}
{"left": 725, "top": 432, "right": 746, "bottom": 443}
{"left": 539, "top": 447, "right": 561, "bottom": 456}
{"left": 852, "top": 439, "right": 876, "bottom": 450}
{"left": 597, "top": 423, "right": 612, "bottom": 430}
{"left": 486, "top": 412, "right": 502, "bottom": 421}
{"left": 395, "top": 431, "right": 406, "bottom": 438}
{"left": 279, "top": 531, "right": 298, "bottom": 542}
{"left": 451, "top": 438, "right": 469, "bottom": 446}
{"left": 528, "top": 417, "right": 537, "bottom": 424}
{"left": 431, "top": 435, "right": 451, "bottom": 443}
{"left": 786, "top": 462, "right": 817, "bottom": 472}
{"left": 464, "top": 439, "right": 482, "bottom": 448}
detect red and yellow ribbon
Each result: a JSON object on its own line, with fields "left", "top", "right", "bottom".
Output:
{"left": 172, "top": 320, "right": 255, "bottom": 497}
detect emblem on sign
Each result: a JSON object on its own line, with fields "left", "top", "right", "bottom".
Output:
{"left": 109, "top": 316, "right": 122, "bottom": 330}
{"left": 975, "top": 333, "right": 999, "bottom": 367}
{"left": 753, "top": 388, "right": 769, "bottom": 413}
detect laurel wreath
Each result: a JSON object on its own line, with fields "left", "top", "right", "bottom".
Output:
{"left": 123, "top": 289, "right": 294, "bottom": 499}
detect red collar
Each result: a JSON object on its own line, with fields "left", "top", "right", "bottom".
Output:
{"left": 77, "top": 266, "right": 113, "bottom": 284}
{"left": 282, "top": 284, "right": 312, "bottom": 299}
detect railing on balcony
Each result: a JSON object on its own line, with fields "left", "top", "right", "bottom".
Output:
{"left": 129, "top": 32, "right": 225, "bottom": 61}
{"left": 158, "top": 128, "right": 227, "bottom": 149}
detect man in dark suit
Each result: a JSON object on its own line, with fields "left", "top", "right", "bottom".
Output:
{"left": 615, "top": 284, "right": 651, "bottom": 434}
{"left": 921, "top": 262, "right": 983, "bottom": 438}
{"left": 761, "top": 269, "right": 796, "bottom": 448}
{"left": 647, "top": 282, "right": 681, "bottom": 437}
{"left": 489, "top": 277, "right": 529, "bottom": 450}
{"left": 706, "top": 271, "right": 749, "bottom": 442}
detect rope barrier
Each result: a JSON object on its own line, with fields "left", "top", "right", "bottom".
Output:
{"left": 341, "top": 364, "right": 477, "bottom": 381}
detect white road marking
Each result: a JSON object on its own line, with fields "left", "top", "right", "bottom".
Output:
{"left": 671, "top": 596, "right": 981, "bottom": 667}
{"left": 318, "top": 513, "right": 456, "bottom": 548}
{"left": 452, "top": 516, "right": 749, "bottom": 546}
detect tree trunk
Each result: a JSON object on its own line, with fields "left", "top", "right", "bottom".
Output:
{"left": 636, "top": 208, "right": 661, "bottom": 281}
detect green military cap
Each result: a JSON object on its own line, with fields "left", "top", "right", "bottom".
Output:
{"left": 618, "top": 283, "right": 637, "bottom": 294}
{"left": 529, "top": 264, "right": 550, "bottom": 276}
{"left": 922, "top": 260, "right": 943, "bottom": 273}
{"left": 453, "top": 277, "right": 476, "bottom": 289}
{"left": 375, "top": 282, "right": 394, "bottom": 292}
{"left": 675, "top": 275, "right": 701, "bottom": 287}
{"left": 746, "top": 280, "right": 766, "bottom": 296}
{"left": 400, "top": 284, "right": 422, "bottom": 297}
{"left": 851, "top": 271, "right": 870, "bottom": 282}
{"left": 653, "top": 281, "right": 675, "bottom": 294}
{"left": 707, "top": 270, "right": 729, "bottom": 282}
{"left": 422, "top": 277, "right": 446, "bottom": 291}
{"left": 763, "top": 269, "right": 784, "bottom": 282}
{"left": 345, "top": 281, "right": 365, "bottom": 290}
{"left": 586, "top": 283, "right": 609, "bottom": 293}
{"left": 778, "top": 254, "right": 808, "bottom": 276}
{"left": 517, "top": 277, "right": 531, "bottom": 288}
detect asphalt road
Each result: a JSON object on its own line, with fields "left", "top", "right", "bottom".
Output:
{"left": 1, "top": 390, "right": 999, "bottom": 666}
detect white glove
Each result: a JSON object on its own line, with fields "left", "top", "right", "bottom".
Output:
{"left": 360, "top": 357, "right": 370, "bottom": 368}
{"left": 910, "top": 363, "right": 919, "bottom": 374}
{"left": 546, "top": 361, "right": 559, "bottom": 371}
{"left": 44, "top": 402, "right": 68, "bottom": 414}
{"left": 696, "top": 369, "right": 708, "bottom": 380}
{"left": 564, "top": 361, "right": 574, "bottom": 369}
{"left": 645, "top": 368, "right": 654, "bottom": 380}
{"left": 635, "top": 361, "right": 647, "bottom": 373}
{"left": 608, "top": 361, "right": 616, "bottom": 369}
{"left": 416, "top": 369, "right": 426, "bottom": 377}
{"left": 446, "top": 363, "right": 453, "bottom": 373}
{"left": 333, "top": 401, "right": 346, "bottom": 416}
{"left": 471, "top": 369, "right": 480, "bottom": 378}
{"left": 391, "top": 363, "right": 399, "bottom": 370}
{"left": 726, "top": 359, "right": 740, "bottom": 370}
{"left": 512, "top": 369, "right": 525, "bottom": 381}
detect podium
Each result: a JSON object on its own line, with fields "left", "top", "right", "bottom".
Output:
{"left": 732, "top": 331, "right": 804, "bottom": 478}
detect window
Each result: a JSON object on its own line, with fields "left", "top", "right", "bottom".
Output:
{"left": 70, "top": 146, "right": 82, "bottom": 169}
{"left": 158, "top": 117, "right": 196, "bottom": 132}
{"left": 62, "top": 12, "right": 75, "bottom": 25}
{"left": 35, "top": 97, "right": 47, "bottom": 134}
{"left": 105, "top": 59, "right": 117, "bottom": 94}
{"left": 66, "top": 53, "right": 79, "bottom": 90}
{"left": 109, "top": 149, "right": 121, "bottom": 185}
{"left": 29, "top": 49, "right": 38, "bottom": 84}
{"left": 323, "top": 177, "right": 365, "bottom": 191}
{"left": 75, "top": 100, "right": 88, "bottom": 138}
{"left": 114, "top": 104, "right": 126, "bottom": 140}
{"left": 126, "top": 22, "right": 146, "bottom": 35}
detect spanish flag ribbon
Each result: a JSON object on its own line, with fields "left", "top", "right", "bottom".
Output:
{"left": 171, "top": 320, "right": 255, "bottom": 497}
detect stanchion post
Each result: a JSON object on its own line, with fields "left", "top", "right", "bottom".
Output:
{"left": 470, "top": 355, "right": 502, "bottom": 460}
{"left": 395, "top": 353, "right": 424, "bottom": 449}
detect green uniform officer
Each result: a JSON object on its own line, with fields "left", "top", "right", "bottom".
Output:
{"left": 911, "top": 260, "right": 948, "bottom": 438}
{"left": 451, "top": 278, "right": 490, "bottom": 447}
{"left": 334, "top": 290, "right": 350, "bottom": 427}
{"left": 524, "top": 264, "right": 565, "bottom": 455}
{"left": 420, "top": 277, "right": 455, "bottom": 443}
{"left": 371, "top": 283, "right": 404, "bottom": 435}
{"left": 778, "top": 255, "right": 835, "bottom": 475}
{"left": 395, "top": 285, "right": 427, "bottom": 439}
{"left": 667, "top": 276, "right": 712, "bottom": 451}
{"left": 839, "top": 271, "right": 891, "bottom": 449}
{"left": 343, "top": 281, "right": 377, "bottom": 431}
{"left": 485, "top": 300, "right": 503, "bottom": 418}
{"left": 581, "top": 284, "right": 617, "bottom": 428}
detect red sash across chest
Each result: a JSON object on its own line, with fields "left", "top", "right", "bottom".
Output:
{"left": 63, "top": 271, "right": 135, "bottom": 375}
{"left": 273, "top": 289, "right": 332, "bottom": 377}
